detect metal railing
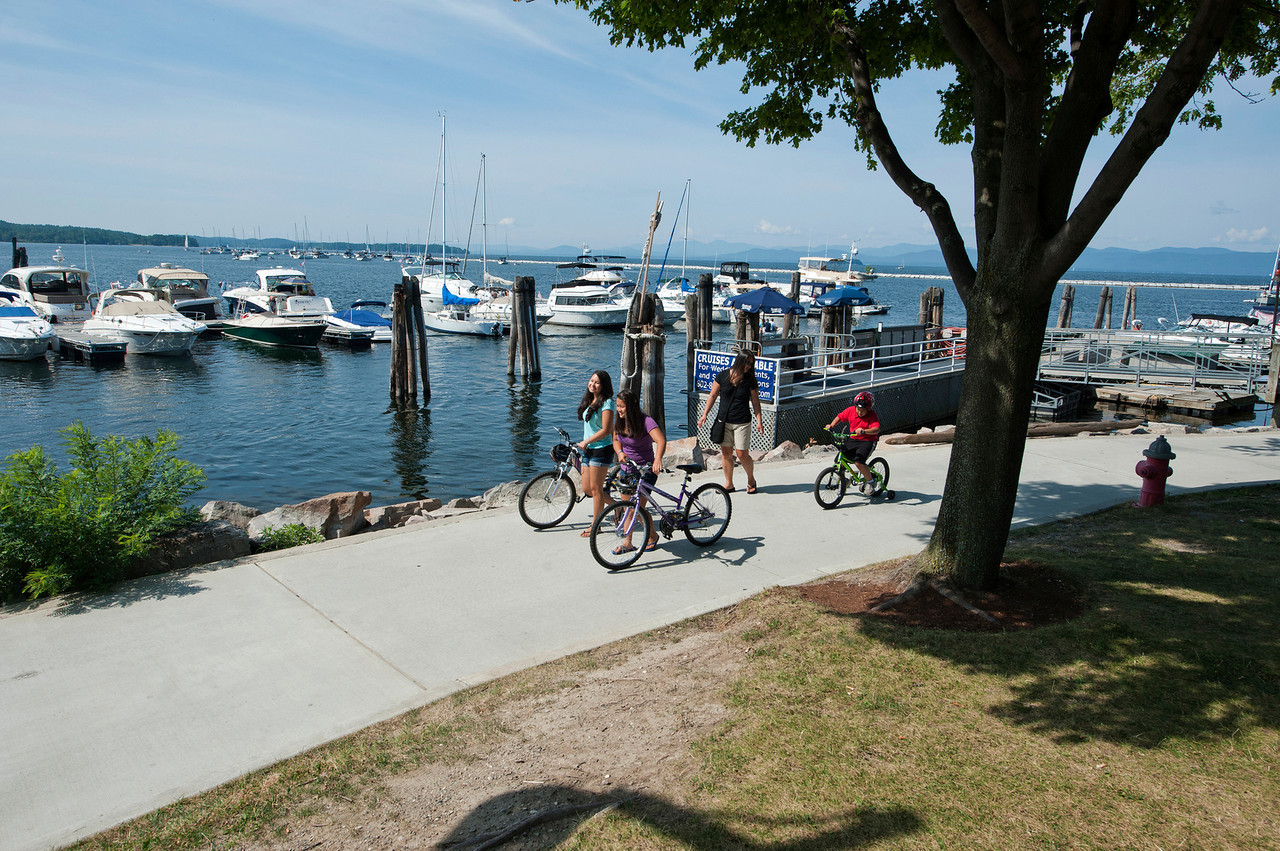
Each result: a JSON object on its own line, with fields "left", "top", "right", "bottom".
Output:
{"left": 1038, "top": 328, "right": 1270, "bottom": 390}
{"left": 695, "top": 325, "right": 967, "bottom": 406}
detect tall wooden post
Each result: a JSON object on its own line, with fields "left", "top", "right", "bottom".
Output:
{"left": 390, "top": 282, "right": 412, "bottom": 404}
{"left": 639, "top": 297, "right": 666, "bottom": 432}
{"left": 1094, "top": 286, "right": 1112, "bottom": 329}
{"left": 408, "top": 275, "right": 430, "bottom": 400}
{"left": 508, "top": 276, "right": 541, "bottom": 381}
{"left": 781, "top": 272, "right": 802, "bottom": 338}
{"left": 1056, "top": 284, "right": 1076, "bottom": 328}
{"left": 1121, "top": 285, "right": 1138, "bottom": 329}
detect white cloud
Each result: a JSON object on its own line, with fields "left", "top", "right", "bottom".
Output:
{"left": 756, "top": 220, "right": 797, "bottom": 236}
{"left": 496, "top": 217, "right": 517, "bottom": 228}
{"left": 1222, "top": 227, "right": 1269, "bottom": 244}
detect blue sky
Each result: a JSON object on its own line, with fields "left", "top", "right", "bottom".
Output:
{"left": 3, "top": 0, "right": 1276, "bottom": 253}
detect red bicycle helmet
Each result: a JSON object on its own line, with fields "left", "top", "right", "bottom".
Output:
{"left": 854, "top": 391, "right": 874, "bottom": 407}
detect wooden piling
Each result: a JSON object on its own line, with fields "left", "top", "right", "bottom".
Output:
{"left": 1121, "top": 285, "right": 1138, "bottom": 329}
{"left": 1057, "top": 284, "right": 1075, "bottom": 328}
{"left": 1093, "top": 285, "right": 1112, "bottom": 329}
{"left": 508, "top": 276, "right": 541, "bottom": 381}
{"left": 780, "top": 272, "right": 802, "bottom": 338}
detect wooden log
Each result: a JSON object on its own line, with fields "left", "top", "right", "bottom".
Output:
{"left": 781, "top": 271, "right": 802, "bottom": 338}
{"left": 406, "top": 274, "right": 430, "bottom": 401}
{"left": 883, "top": 418, "right": 1142, "bottom": 445}
{"left": 1093, "top": 285, "right": 1112, "bottom": 329}
{"left": 1056, "top": 284, "right": 1075, "bottom": 328}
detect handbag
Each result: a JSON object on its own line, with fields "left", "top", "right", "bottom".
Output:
{"left": 708, "top": 378, "right": 735, "bottom": 444}
{"left": 710, "top": 417, "right": 725, "bottom": 444}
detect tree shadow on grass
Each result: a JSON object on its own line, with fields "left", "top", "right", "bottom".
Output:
{"left": 857, "top": 483, "right": 1280, "bottom": 748}
{"left": 440, "top": 784, "right": 922, "bottom": 849}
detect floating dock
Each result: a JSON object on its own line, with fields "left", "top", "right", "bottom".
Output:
{"left": 52, "top": 330, "right": 127, "bottom": 363}
{"left": 1092, "top": 384, "right": 1257, "bottom": 418}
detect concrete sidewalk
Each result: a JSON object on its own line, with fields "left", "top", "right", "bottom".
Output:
{"left": 2, "top": 429, "right": 1278, "bottom": 851}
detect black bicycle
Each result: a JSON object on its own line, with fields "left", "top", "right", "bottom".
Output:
{"left": 518, "top": 427, "right": 624, "bottom": 528}
{"left": 590, "top": 458, "right": 732, "bottom": 570}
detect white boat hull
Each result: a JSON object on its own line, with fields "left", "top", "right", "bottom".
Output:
{"left": 81, "top": 320, "right": 199, "bottom": 356}
{"left": 0, "top": 332, "right": 54, "bottom": 360}
{"left": 423, "top": 311, "right": 502, "bottom": 336}
{"left": 545, "top": 306, "right": 630, "bottom": 328}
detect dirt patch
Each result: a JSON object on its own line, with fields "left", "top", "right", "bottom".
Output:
{"left": 238, "top": 616, "right": 750, "bottom": 850}
{"left": 795, "top": 559, "right": 1086, "bottom": 631}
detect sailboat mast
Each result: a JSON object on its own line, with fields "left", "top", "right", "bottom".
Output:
{"left": 481, "top": 154, "right": 488, "bottom": 279}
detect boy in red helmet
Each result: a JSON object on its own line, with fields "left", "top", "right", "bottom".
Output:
{"left": 825, "top": 391, "right": 881, "bottom": 490}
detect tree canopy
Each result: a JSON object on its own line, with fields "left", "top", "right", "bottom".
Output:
{"left": 552, "top": 0, "right": 1278, "bottom": 591}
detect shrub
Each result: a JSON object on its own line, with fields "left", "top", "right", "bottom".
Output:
{"left": 257, "top": 523, "right": 324, "bottom": 552}
{"left": 0, "top": 422, "right": 206, "bottom": 602}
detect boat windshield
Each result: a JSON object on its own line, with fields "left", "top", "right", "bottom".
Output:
{"left": 27, "top": 271, "right": 87, "bottom": 294}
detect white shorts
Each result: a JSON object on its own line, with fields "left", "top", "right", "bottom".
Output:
{"left": 721, "top": 421, "right": 752, "bottom": 451}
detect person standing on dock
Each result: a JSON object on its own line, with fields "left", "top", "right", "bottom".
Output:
{"left": 826, "top": 391, "right": 881, "bottom": 492}
{"left": 577, "top": 370, "right": 616, "bottom": 536}
{"left": 698, "top": 351, "right": 764, "bottom": 494}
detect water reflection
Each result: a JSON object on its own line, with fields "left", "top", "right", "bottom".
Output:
{"left": 387, "top": 404, "right": 433, "bottom": 500}
{"left": 506, "top": 379, "right": 543, "bottom": 477}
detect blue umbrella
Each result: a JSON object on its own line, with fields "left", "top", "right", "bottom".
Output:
{"left": 723, "top": 287, "right": 806, "bottom": 315}
{"left": 814, "top": 285, "right": 875, "bottom": 307}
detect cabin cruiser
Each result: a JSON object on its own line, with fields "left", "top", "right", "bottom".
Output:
{"left": 220, "top": 314, "right": 329, "bottom": 349}
{"left": 0, "top": 265, "right": 93, "bottom": 324}
{"left": 135, "top": 264, "right": 223, "bottom": 321}
{"left": 81, "top": 287, "right": 207, "bottom": 356}
{"left": 798, "top": 254, "right": 878, "bottom": 285}
{"left": 469, "top": 294, "right": 553, "bottom": 334}
{"left": 222, "top": 268, "right": 335, "bottom": 319}
{"left": 0, "top": 290, "right": 55, "bottom": 360}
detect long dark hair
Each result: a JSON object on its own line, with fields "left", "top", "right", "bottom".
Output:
{"left": 577, "top": 370, "right": 614, "bottom": 421}
{"left": 728, "top": 351, "right": 755, "bottom": 385}
{"left": 614, "top": 389, "right": 647, "bottom": 437}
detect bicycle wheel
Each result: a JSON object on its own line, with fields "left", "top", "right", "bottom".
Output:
{"left": 867, "top": 457, "right": 891, "bottom": 497}
{"left": 813, "top": 465, "right": 846, "bottom": 509}
{"left": 682, "top": 483, "right": 732, "bottom": 546}
{"left": 590, "top": 501, "right": 653, "bottom": 570}
{"left": 518, "top": 471, "right": 576, "bottom": 528}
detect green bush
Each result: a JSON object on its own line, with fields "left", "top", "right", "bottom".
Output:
{"left": 0, "top": 422, "right": 206, "bottom": 602}
{"left": 257, "top": 523, "right": 325, "bottom": 552}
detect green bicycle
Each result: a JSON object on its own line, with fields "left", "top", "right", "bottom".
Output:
{"left": 813, "top": 427, "right": 895, "bottom": 509}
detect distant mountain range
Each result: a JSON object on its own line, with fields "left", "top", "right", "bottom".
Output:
{"left": 4, "top": 219, "right": 1274, "bottom": 278}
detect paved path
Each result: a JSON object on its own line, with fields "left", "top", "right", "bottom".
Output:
{"left": 2, "top": 429, "right": 1278, "bottom": 851}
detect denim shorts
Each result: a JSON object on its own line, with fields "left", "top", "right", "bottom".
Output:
{"left": 583, "top": 445, "right": 615, "bottom": 468}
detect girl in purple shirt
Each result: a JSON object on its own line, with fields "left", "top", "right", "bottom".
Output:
{"left": 612, "top": 389, "right": 665, "bottom": 553}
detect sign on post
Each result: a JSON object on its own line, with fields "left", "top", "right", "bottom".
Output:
{"left": 694, "top": 350, "right": 778, "bottom": 404}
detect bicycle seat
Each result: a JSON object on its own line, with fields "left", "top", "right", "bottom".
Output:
{"left": 676, "top": 463, "right": 704, "bottom": 474}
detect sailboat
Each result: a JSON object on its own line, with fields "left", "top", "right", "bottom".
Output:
{"left": 404, "top": 116, "right": 497, "bottom": 319}
{"left": 480, "top": 155, "right": 513, "bottom": 289}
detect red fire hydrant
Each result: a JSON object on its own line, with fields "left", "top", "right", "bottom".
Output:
{"left": 1134, "top": 435, "right": 1176, "bottom": 507}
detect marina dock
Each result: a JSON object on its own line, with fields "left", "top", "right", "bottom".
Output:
{"left": 52, "top": 330, "right": 127, "bottom": 363}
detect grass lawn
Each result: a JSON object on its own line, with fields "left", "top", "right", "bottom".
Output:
{"left": 76, "top": 485, "right": 1280, "bottom": 849}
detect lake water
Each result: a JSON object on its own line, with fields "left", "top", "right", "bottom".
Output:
{"left": 1, "top": 243, "right": 1270, "bottom": 509}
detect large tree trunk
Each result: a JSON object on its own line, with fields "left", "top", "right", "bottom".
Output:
{"left": 920, "top": 257, "right": 1056, "bottom": 590}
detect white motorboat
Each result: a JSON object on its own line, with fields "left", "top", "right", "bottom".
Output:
{"left": 545, "top": 251, "right": 633, "bottom": 328}
{"left": 0, "top": 292, "right": 55, "bottom": 360}
{"left": 222, "top": 268, "right": 335, "bottom": 319}
{"left": 325, "top": 300, "right": 393, "bottom": 342}
{"left": 798, "top": 247, "right": 877, "bottom": 285}
{"left": 82, "top": 287, "right": 206, "bottom": 356}
{"left": 135, "top": 264, "right": 224, "bottom": 321}
{"left": 0, "top": 265, "right": 93, "bottom": 324}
